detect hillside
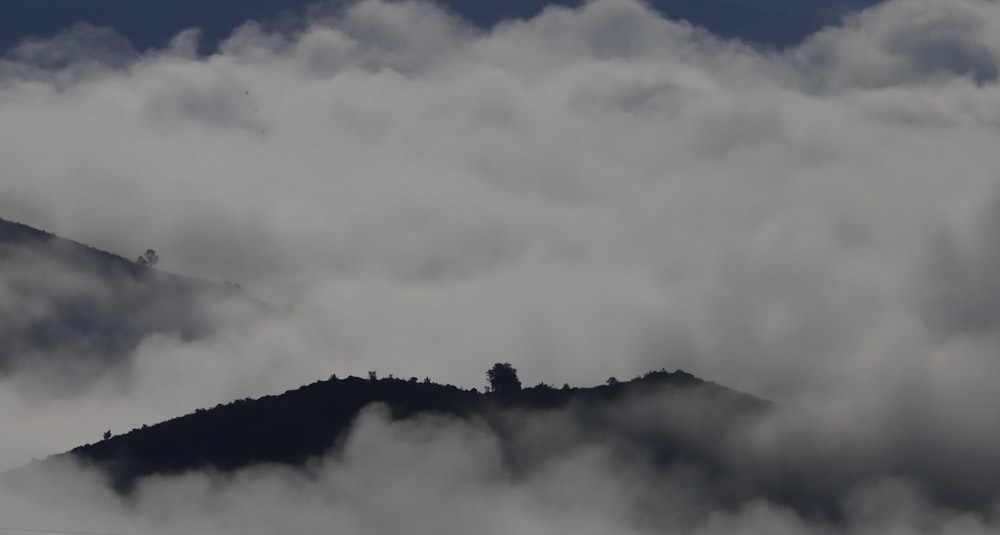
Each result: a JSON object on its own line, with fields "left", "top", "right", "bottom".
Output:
{"left": 0, "top": 216, "right": 255, "bottom": 382}
{"left": 10, "top": 370, "right": 772, "bottom": 503}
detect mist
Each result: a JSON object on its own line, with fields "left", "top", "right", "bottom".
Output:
{"left": 6, "top": 395, "right": 1000, "bottom": 535}
{"left": 2, "top": 0, "right": 1000, "bottom": 530}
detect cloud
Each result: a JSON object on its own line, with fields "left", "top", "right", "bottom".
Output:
{"left": 0, "top": 22, "right": 138, "bottom": 84}
{"left": 5, "top": 399, "right": 1000, "bottom": 535}
{"left": 1, "top": 0, "right": 1000, "bottom": 525}
{"left": 793, "top": 0, "right": 1000, "bottom": 89}
{"left": 0, "top": 407, "right": 655, "bottom": 535}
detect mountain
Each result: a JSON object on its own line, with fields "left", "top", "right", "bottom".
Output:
{"left": 0, "top": 217, "right": 772, "bottom": 511}
{"left": 0, "top": 0, "right": 885, "bottom": 55}
{"left": 5, "top": 370, "right": 778, "bottom": 508}
{"left": 0, "top": 215, "right": 790, "bottom": 517}
{"left": 0, "top": 216, "right": 256, "bottom": 384}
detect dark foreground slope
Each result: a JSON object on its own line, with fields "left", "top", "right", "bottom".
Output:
{"left": 11, "top": 368, "right": 999, "bottom": 522}
{"left": 0, "top": 217, "right": 255, "bottom": 382}
{"left": 53, "top": 371, "right": 762, "bottom": 482}
{"left": 21, "top": 371, "right": 780, "bottom": 509}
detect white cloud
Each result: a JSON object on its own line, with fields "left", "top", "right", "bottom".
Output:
{"left": 6, "top": 402, "right": 1000, "bottom": 535}
{"left": 1, "top": 2, "right": 1000, "bottom": 521}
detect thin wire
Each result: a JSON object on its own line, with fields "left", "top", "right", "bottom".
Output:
{"left": 0, "top": 528, "right": 130, "bottom": 535}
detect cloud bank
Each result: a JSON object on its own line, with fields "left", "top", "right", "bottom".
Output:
{"left": 2, "top": 0, "right": 1000, "bottom": 529}
{"left": 6, "top": 398, "right": 1000, "bottom": 535}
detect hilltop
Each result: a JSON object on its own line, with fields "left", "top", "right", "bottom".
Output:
{"left": 5, "top": 369, "right": 770, "bottom": 502}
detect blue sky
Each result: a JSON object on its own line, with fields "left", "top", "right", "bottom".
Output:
{"left": 1, "top": 0, "right": 883, "bottom": 54}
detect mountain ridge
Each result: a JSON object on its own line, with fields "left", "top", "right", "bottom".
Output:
{"left": 7, "top": 368, "right": 771, "bottom": 497}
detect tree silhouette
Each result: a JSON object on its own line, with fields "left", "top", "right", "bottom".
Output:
{"left": 136, "top": 249, "right": 159, "bottom": 266}
{"left": 486, "top": 362, "right": 521, "bottom": 393}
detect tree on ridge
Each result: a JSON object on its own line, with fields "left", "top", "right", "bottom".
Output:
{"left": 136, "top": 249, "right": 159, "bottom": 266}
{"left": 486, "top": 362, "right": 521, "bottom": 393}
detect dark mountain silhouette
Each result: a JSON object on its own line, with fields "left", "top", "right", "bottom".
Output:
{"left": 4, "top": 370, "right": 778, "bottom": 511}
{"left": 0, "top": 216, "right": 258, "bottom": 383}
{"left": 0, "top": 0, "right": 884, "bottom": 55}
{"left": 23, "top": 364, "right": 989, "bottom": 522}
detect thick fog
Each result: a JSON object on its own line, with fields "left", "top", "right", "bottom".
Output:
{"left": 3, "top": 0, "right": 1000, "bottom": 530}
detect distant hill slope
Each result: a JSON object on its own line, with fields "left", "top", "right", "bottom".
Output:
{"left": 28, "top": 370, "right": 770, "bottom": 496}
{"left": 0, "top": 216, "right": 253, "bottom": 382}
